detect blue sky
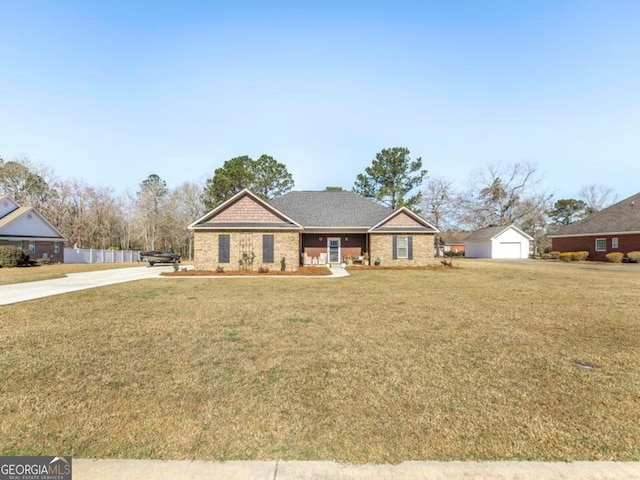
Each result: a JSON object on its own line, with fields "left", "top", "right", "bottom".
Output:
{"left": 1, "top": 1, "right": 638, "bottom": 200}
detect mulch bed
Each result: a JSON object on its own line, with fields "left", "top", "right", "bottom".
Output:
{"left": 162, "top": 266, "right": 332, "bottom": 277}
{"left": 346, "top": 263, "right": 453, "bottom": 270}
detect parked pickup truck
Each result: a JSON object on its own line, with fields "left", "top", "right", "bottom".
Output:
{"left": 140, "top": 249, "right": 181, "bottom": 266}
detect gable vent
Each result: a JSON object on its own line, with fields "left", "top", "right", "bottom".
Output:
{"left": 27, "top": 213, "right": 33, "bottom": 219}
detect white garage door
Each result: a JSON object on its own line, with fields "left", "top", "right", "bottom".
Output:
{"left": 496, "top": 242, "right": 521, "bottom": 259}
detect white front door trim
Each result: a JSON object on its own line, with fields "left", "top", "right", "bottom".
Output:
{"left": 328, "top": 237, "right": 341, "bottom": 264}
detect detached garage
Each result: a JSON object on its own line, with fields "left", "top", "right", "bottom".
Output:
{"left": 464, "top": 225, "right": 532, "bottom": 259}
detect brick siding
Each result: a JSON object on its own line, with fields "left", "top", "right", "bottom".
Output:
{"left": 369, "top": 233, "right": 435, "bottom": 266}
{"left": 194, "top": 230, "right": 300, "bottom": 271}
{"left": 551, "top": 233, "right": 640, "bottom": 261}
{"left": 0, "top": 239, "right": 64, "bottom": 263}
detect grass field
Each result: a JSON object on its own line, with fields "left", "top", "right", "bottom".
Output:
{"left": 0, "top": 262, "right": 143, "bottom": 286}
{"left": 0, "top": 259, "right": 638, "bottom": 462}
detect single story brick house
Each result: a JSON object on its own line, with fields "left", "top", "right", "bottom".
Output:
{"left": 548, "top": 192, "right": 640, "bottom": 261}
{"left": 464, "top": 224, "right": 533, "bottom": 259}
{"left": 189, "top": 189, "right": 438, "bottom": 271}
{"left": 0, "top": 195, "right": 67, "bottom": 262}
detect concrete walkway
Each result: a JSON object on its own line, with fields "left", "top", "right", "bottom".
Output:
{"left": 328, "top": 265, "right": 349, "bottom": 277}
{"left": 0, "top": 265, "right": 174, "bottom": 305}
{"left": 74, "top": 459, "right": 640, "bottom": 480}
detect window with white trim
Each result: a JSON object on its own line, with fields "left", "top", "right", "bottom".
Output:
{"left": 10, "top": 240, "right": 23, "bottom": 249}
{"left": 612, "top": 238, "right": 619, "bottom": 249}
{"left": 397, "top": 236, "right": 409, "bottom": 259}
{"left": 28, "top": 241, "right": 36, "bottom": 254}
{"left": 595, "top": 238, "right": 606, "bottom": 252}
{"left": 54, "top": 242, "right": 61, "bottom": 254}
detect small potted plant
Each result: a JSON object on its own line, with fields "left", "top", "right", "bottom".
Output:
{"left": 362, "top": 252, "right": 370, "bottom": 266}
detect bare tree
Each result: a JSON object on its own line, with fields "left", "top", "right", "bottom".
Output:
{"left": 421, "top": 177, "right": 455, "bottom": 228}
{"left": 163, "top": 181, "right": 205, "bottom": 259}
{"left": 115, "top": 191, "right": 140, "bottom": 251}
{"left": 459, "top": 162, "right": 552, "bottom": 231}
{"left": 83, "top": 185, "right": 121, "bottom": 249}
{"left": 578, "top": 184, "right": 618, "bottom": 215}
{"left": 137, "top": 174, "right": 169, "bottom": 251}
{"left": 421, "top": 177, "right": 457, "bottom": 256}
{"left": 42, "top": 178, "right": 90, "bottom": 248}
{"left": 41, "top": 179, "right": 134, "bottom": 250}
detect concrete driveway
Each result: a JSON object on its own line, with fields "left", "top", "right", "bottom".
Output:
{"left": 0, "top": 265, "right": 173, "bottom": 306}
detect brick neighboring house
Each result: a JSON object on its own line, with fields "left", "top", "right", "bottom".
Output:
{"left": 0, "top": 195, "right": 67, "bottom": 263}
{"left": 438, "top": 230, "right": 468, "bottom": 255}
{"left": 548, "top": 192, "right": 640, "bottom": 261}
{"left": 189, "top": 189, "right": 438, "bottom": 271}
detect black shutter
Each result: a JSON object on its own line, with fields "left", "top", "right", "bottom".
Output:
{"left": 392, "top": 235, "right": 398, "bottom": 260}
{"left": 408, "top": 236, "right": 413, "bottom": 260}
{"left": 219, "top": 234, "right": 230, "bottom": 263}
{"left": 262, "top": 235, "right": 274, "bottom": 263}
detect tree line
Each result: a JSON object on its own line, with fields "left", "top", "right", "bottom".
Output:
{"left": 0, "top": 150, "right": 618, "bottom": 257}
{"left": 0, "top": 157, "right": 205, "bottom": 257}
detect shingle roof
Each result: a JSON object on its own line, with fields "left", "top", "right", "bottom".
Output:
{"left": 549, "top": 192, "right": 640, "bottom": 236}
{"left": 269, "top": 191, "right": 394, "bottom": 227}
{"left": 0, "top": 204, "right": 67, "bottom": 241}
{"left": 464, "top": 224, "right": 533, "bottom": 242}
{"left": 439, "top": 230, "right": 469, "bottom": 244}
{"left": 464, "top": 225, "right": 512, "bottom": 242}
{"left": 0, "top": 206, "right": 29, "bottom": 228}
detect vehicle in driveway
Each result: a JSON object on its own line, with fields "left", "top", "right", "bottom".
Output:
{"left": 140, "top": 249, "right": 181, "bottom": 266}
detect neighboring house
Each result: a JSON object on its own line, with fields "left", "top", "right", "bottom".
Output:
{"left": 464, "top": 224, "right": 533, "bottom": 259}
{"left": 548, "top": 192, "right": 640, "bottom": 261}
{"left": 0, "top": 195, "right": 67, "bottom": 262}
{"left": 189, "top": 189, "right": 438, "bottom": 271}
{"left": 438, "top": 230, "right": 467, "bottom": 255}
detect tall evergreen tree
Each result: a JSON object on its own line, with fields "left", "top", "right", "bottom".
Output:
{"left": 353, "top": 147, "right": 426, "bottom": 211}
{"left": 202, "top": 155, "right": 294, "bottom": 209}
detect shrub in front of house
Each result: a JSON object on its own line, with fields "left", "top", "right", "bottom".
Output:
{"left": 0, "top": 246, "right": 29, "bottom": 267}
{"left": 605, "top": 252, "right": 624, "bottom": 263}
{"left": 558, "top": 252, "right": 574, "bottom": 262}
{"left": 626, "top": 251, "right": 640, "bottom": 263}
{"left": 549, "top": 251, "right": 561, "bottom": 260}
{"left": 571, "top": 251, "right": 589, "bottom": 261}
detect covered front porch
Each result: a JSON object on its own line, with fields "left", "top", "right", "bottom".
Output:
{"left": 300, "top": 233, "right": 369, "bottom": 266}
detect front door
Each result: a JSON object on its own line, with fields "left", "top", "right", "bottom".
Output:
{"left": 328, "top": 237, "right": 341, "bottom": 264}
